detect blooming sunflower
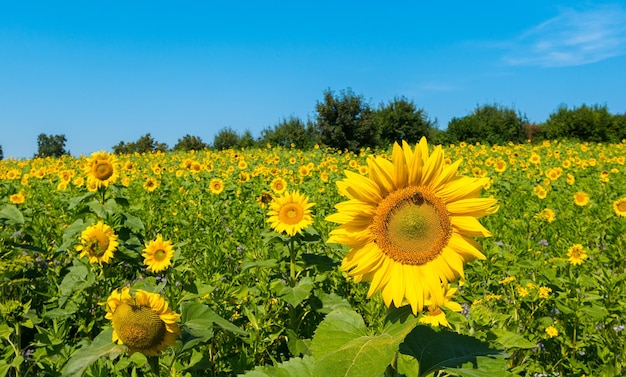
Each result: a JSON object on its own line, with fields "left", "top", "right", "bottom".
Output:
{"left": 567, "top": 244, "right": 587, "bottom": 265}
{"left": 142, "top": 234, "right": 175, "bottom": 273}
{"left": 104, "top": 288, "right": 180, "bottom": 356}
{"left": 326, "top": 138, "right": 498, "bottom": 314}
{"left": 9, "top": 192, "right": 25, "bottom": 205}
{"left": 76, "top": 221, "right": 119, "bottom": 265}
{"left": 270, "top": 177, "right": 287, "bottom": 194}
{"left": 267, "top": 191, "right": 315, "bottom": 236}
{"left": 573, "top": 192, "right": 590, "bottom": 207}
{"left": 418, "top": 284, "right": 462, "bottom": 328}
{"left": 209, "top": 178, "right": 224, "bottom": 195}
{"left": 613, "top": 197, "right": 626, "bottom": 217}
{"left": 85, "top": 151, "right": 119, "bottom": 188}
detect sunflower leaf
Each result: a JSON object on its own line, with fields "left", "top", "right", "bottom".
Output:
{"left": 242, "top": 355, "right": 316, "bottom": 377}
{"left": 399, "top": 325, "right": 507, "bottom": 377}
{"left": 62, "top": 327, "right": 124, "bottom": 377}
{"left": 272, "top": 277, "right": 314, "bottom": 307}
{"left": 0, "top": 205, "right": 24, "bottom": 225}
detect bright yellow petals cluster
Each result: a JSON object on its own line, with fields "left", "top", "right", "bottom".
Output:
{"left": 573, "top": 192, "right": 590, "bottom": 207}
{"left": 142, "top": 235, "right": 175, "bottom": 273}
{"left": 267, "top": 191, "right": 315, "bottom": 236}
{"left": 567, "top": 244, "right": 588, "bottom": 265}
{"left": 545, "top": 326, "right": 558, "bottom": 338}
{"left": 104, "top": 288, "right": 180, "bottom": 356}
{"left": 9, "top": 192, "right": 25, "bottom": 205}
{"left": 327, "top": 138, "right": 498, "bottom": 315}
{"left": 418, "top": 284, "right": 462, "bottom": 328}
{"left": 85, "top": 151, "right": 119, "bottom": 188}
{"left": 76, "top": 221, "right": 119, "bottom": 265}
{"left": 209, "top": 178, "right": 224, "bottom": 195}
{"left": 613, "top": 197, "right": 626, "bottom": 217}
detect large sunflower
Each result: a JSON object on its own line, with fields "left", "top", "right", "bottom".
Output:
{"left": 326, "top": 138, "right": 498, "bottom": 314}
{"left": 85, "top": 151, "right": 119, "bottom": 188}
{"left": 142, "top": 234, "right": 175, "bottom": 273}
{"left": 76, "top": 221, "right": 119, "bottom": 265}
{"left": 267, "top": 191, "right": 315, "bottom": 236}
{"left": 104, "top": 288, "right": 180, "bottom": 356}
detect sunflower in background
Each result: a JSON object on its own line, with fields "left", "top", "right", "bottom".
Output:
{"left": 613, "top": 197, "right": 626, "bottom": 217}
{"left": 76, "top": 221, "right": 119, "bottom": 265}
{"left": 326, "top": 138, "right": 498, "bottom": 315}
{"left": 84, "top": 151, "right": 119, "bottom": 188}
{"left": 267, "top": 191, "right": 315, "bottom": 236}
{"left": 142, "top": 235, "right": 175, "bottom": 273}
{"left": 104, "top": 288, "right": 180, "bottom": 356}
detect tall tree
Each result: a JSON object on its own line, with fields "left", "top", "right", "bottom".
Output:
{"left": 173, "top": 134, "right": 207, "bottom": 151}
{"left": 374, "top": 96, "right": 436, "bottom": 145}
{"left": 112, "top": 133, "right": 168, "bottom": 154}
{"left": 36, "top": 133, "right": 68, "bottom": 158}
{"left": 260, "top": 116, "right": 319, "bottom": 149}
{"left": 446, "top": 104, "right": 527, "bottom": 144}
{"left": 0, "top": 145, "right": 3, "bottom": 160}
{"left": 315, "top": 88, "right": 380, "bottom": 152}
{"left": 542, "top": 104, "right": 616, "bottom": 142}
{"left": 212, "top": 127, "right": 240, "bottom": 150}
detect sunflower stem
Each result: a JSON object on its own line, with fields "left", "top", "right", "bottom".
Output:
{"left": 289, "top": 236, "right": 296, "bottom": 287}
{"left": 147, "top": 355, "right": 160, "bottom": 376}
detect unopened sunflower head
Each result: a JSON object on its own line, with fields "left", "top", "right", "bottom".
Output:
{"left": 326, "top": 138, "right": 498, "bottom": 315}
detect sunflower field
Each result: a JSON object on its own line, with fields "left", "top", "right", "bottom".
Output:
{"left": 1, "top": 139, "right": 625, "bottom": 377}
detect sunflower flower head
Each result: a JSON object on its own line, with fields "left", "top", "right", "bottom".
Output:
{"left": 142, "top": 234, "right": 175, "bottom": 273}
{"left": 418, "top": 284, "right": 462, "bottom": 328}
{"left": 326, "top": 138, "right": 498, "bottom": 314}
{"left": 267, "top": 191, "right": 315, "bottom": 236}
{"left": 613, "top": 197, "right": 626, "bottom": 217}
{"left": 85, "top": 151, "right": 119, "bottom": 188}
{"left": 76, "top": 221, "right": 119, "bottom": 265}
{"left": 567, "top": 244, "right": 588, "bottom": 265}
{"left": 104, "top": 288, "right": 180, "bottom": 356}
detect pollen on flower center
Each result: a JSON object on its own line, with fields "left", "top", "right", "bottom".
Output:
{"left": 372, "top": 186, "right": 451, "bottom": 265}
{"left": 94, "top": 162, "right": 114, "bottom": 180}
{"left": 113, "top": 303, "right": 167, "bottom": 350}
{"left": 154, "top": 249, "right": 166, "bottom": 261}
{"left": 279, "top": 204, "right": 303, "bottom": 224}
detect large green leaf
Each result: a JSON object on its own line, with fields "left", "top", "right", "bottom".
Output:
{"left": 399, "top": 325, "right": 507, "bottom": 377}
{"left": 272, "top": 277, "right": 314, "bottom": 307}
{"left": 310, "top": 307, "right": 418, "bottom": 377}
{"left": 181, "top": 302, "right": 247, "bottom": 338}
{"left": 0, "top": 205, "right": 24, "bottom": 225}
{"left": 62, "top": 327, "right": 124, "bottom": 377}
{"left": 242, "top": 355, "right": 316, "bottom": 377}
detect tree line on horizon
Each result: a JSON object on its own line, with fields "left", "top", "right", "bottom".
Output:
{"left": 2, "top": 87, "right": 626, "bottom": 159}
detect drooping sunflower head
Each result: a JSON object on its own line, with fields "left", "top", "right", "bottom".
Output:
{"left": 76, "top": 221, "right": 119, "bottom": 265}
{"left": 85, "top": 151, "right": 119, "bottom": 188}
{"left": 326, "top": 138, "right": 498, "bottom": 314}
{"left": 142, "top": 234, "right": 175, "bottom": 273}
{"left": 104, "top": 288, "right": 180, "bottom": 356}
{"left": 267, "top": 191, "right": 315, "bottom": 236}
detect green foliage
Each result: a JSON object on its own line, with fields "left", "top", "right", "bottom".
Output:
{"left": 0, "top": 145, "right": 3, "bottom": 160}
{"left": 173, "top": 134, "right": 208, "bottom": 151}
{"left": 112, "top": 133, "right": 168, "bottom": 154}
{"left": 374, "top": 96, "right": 436, "bottom": 145}
{"left": 260, "top": 116, "right": 319, "bottom": 149}
{"left": 446, "top": 104, "right": 527, "bottom": 144}
{"left": 239, "top": 130, "right": 257, "bottom": 149}
{"left": 36, "top": 133, "right": 68, "bottom": 158}
{"left": 542, "top": 104, "right": 620, "bottom": 142}
{"left": 315, "top": 88, "right": 380, "bottom": 152}
{"left": 213, "top": 127, "right": 242, "bottom": 150}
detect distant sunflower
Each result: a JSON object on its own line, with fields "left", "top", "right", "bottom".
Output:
{"left": 267, "top": 191, "right": 315, "bottom": 236}
{"left": 85, "top": 151, "right": 119, "bottom": 188}
{"left": 270, "top": 177, "right": 287, "bottom": 194}
{"left": 9, "top": 192, "right": 25, "bottom": 205}
{"left": 567, "top": 244, "right": 587, "bottom": 265}
{"left": 142, "top": 234, "right": 175, "bottom": 273}
{"left": 326, "top": 138, "right": 498, "bottom": 314}
{"left": 573, "top": 192, "right": 590, "bottom": 207}
{"left": 209, "top": 178, "right": 224, "bottom": 194}
{"left": 144, "top": 177, "right": 159, "bottom": 192}
{"left": 613, "top": 197, "right": 626, "bottom": 217}
{"left": 76, "top": 221, "right": 119, "bottom": 265}
{"left": 104, "top": 288, "right": 180, "bottom": 356}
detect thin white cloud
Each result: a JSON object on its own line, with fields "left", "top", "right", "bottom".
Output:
{"left": 503, "top": 4, "right": 626, "bottom": 67}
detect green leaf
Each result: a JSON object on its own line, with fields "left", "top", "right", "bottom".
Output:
{"left": 314, "top": 291, "right": 352, "bottom": 314}
{"left": 273, "top": 277, "right": 314, "bottom": 307}
{"left": 58, "top": 260, "right": 95, "bottom": 307}
{"left": 62, "top": 327, "right": 124, "bottom": 377}
{"left": 240, "top": 258, "right": 279, "bottom": 272}
{"left": 181, "top": 302, "right": 247, "bottom": 339}
{"left": 310, "top": 307, "right": 418, "bottom": 377}
{"left": 399, "top": 325, "right": 506, "bottom": 377}
{"left": 123, "top": 212, "right": 145, "bottom": 231}
{"left": 489, "top": 329, "right": 536, "bottom": 349}
{"left": 286, "top": 329, "right": 312, "bottom": 357}
{"left": 242, "top": 355, "right": 316, "bottom": 377}
{"left": 0, "top": 205, "right": 24, "bottom": 225}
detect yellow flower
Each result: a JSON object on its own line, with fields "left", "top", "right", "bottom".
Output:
{"left": 535, "top": 208, "right": 555, "bottom": 223}
{"left": 76, "top": 221, "right": 119, "bottom": 265}
{"left": 567, "top": 244, "right": 588, "bottom": 265}
{"left": 104, "top": 288, "right": 180, "bottom": 356}
{"left": 494, "top": 160, "right": 507, "bottom": 173}
{"left": 267, "top": 191, "right": 315, "bottom": 236}
{"left": 538, "top": 286, "right": 552, "bottom": 299}
{"left": 326, "top": 138, "right": 498, "bottom": 314}
{"left": 256, "top": 192, "right": 274, "bottom": 209}
{"left": 209, "top": 178, "right": 224, "bottom": 195}
{"left": 573, "top": 192, "right": 590, "bottom": 207}
{"left": 516, "top": 285, "right": 529, "bottom": 297}
{"left": 418, "top": 285, "right": 462, "bottom": 328}
{"left": 613, "top": 197, "right": 626, "bottom": 217}
{"left": 143, "top": 177, "right": 159, "bottom": 192}
{"left": 142, "top": 235, "right": 175, "bottom": 273}
{"left": 498, "top": 276, "right": 516, "bottom": 284}
{"left": 545, "top": 326, "right": 558, "bottom": 338}
{"left": 85, "top": 151, "right": 119, "bottom": 188}
{"left": 9, "top": 192, "right": 25, "bottom": 205}
{"left": 270, "top": 177, "right": 287, "bottom": 194}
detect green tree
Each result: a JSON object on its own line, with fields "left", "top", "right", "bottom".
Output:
{"left": 112, "top": 133, "right": 168, "bottom": 154}
{"left": 315, "top": 88, "right": 379, "bottom": 152}
{"left": 36, "top": 133, "right": 69, "bottom": 158}
{"left": 213, "top": 127, "right": 240, "bottom": 150}
{"left": 173, "top": 134, "right": 208, "bottom": 151}
{"left": 542, "top": 104, "right": 617, "bottom": 142}
{"left": 374, "top": 96, "right": 436, "bottom": 145}
{"left": 0, "top": 145, "right": 3, "bottom": 160}
{"left": 237, "top": 130, "right": 257, "bottom": 149}
{"left": 446, "top": 104, "right": 527, "bottom": 144}
{"left": 260, "top": 116, "right": 319, "bottom": 149}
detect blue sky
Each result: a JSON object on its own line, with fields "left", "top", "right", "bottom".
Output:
{"left": 2, "top": 1, "right": 626, "bottom": 158}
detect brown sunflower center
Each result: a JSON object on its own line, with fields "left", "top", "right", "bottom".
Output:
{"left": 87, "top": 232, "right": 110, "bottom": 257}
{"left": 154, "top": 249, "right": 167, "bottom": 261}
{"left": 94, "top": 161, "right": 114, "bottom": 181}
{"left": 372, "top": 186, "right": 451, "bottom": 266}
{"left": 112, "top": 303, "right": 167, "bottom": 351}
{"left": 617, "top": 201, "right": 626, "bottom": 212}
{"left": 279, "top": 203, "right": 303, "bottom": 225}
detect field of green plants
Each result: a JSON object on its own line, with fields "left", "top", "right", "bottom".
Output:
{"left": 1, "top": 139, "right": 625, "bottom": 377}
